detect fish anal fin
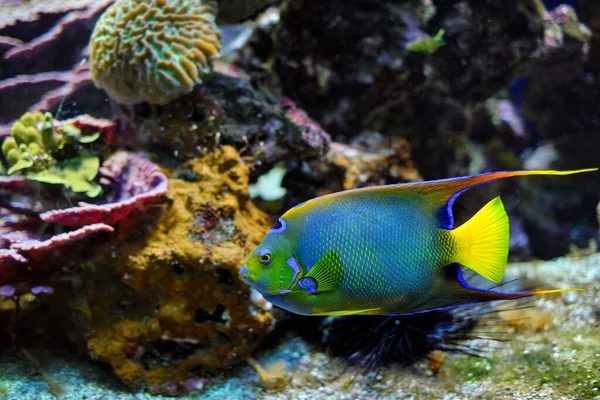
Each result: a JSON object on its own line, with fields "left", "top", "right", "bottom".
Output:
{"left": 313, "top": 308, "right": 381, "bottom": 316}
{"left": 439, "top": 264, "right": 583, "bottom": 307}
{"left": 300, "top": 250, "right": 344, "bottom": 294}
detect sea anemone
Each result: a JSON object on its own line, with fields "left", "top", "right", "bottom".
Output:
{"left": 89, "top": 0, "right": 221, "bottom": 105}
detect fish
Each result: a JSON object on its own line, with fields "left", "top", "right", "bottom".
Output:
{"left": 240, "top": 169, "right": 597, "bottom": 316}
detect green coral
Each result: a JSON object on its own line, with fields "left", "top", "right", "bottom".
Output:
{"left": 1, "top": 111, "right": 102, "bottom": 197}
{"left": 407, "top": 29, "right": 445, "bottom": 54}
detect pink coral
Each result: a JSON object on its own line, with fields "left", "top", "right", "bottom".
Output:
{"left": 10, "top": 223, "right": 114, "bottom": 260}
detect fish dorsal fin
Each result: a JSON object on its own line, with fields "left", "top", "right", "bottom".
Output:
{"left": 297, "top": 250, "right": 343, "bottom": 294}
{"left": 283, "top": 169, "right": 597, "bottom": 228}
{"left": 397, "top": 169, "right": 597, "bottom": 229}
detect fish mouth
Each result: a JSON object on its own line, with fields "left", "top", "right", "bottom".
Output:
{"left": 239, "top": 265, "right": 252, "bottom": 285}
{"left": 239, "top": 266, "right": 282, "bottom": 296}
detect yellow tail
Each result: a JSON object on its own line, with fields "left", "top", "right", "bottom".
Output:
{"left": 451, "top": 197, "right": 509, "bottom": 283}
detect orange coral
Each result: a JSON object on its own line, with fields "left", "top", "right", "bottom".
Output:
{"left": 89, "top": 0, "right": 221, "bottom": 105}
{"left": 84, "top": 146, "right": 273, "bottom": 387}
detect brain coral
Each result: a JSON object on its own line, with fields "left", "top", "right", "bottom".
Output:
{"left": 89, "top": 0, "right": 221, "bottom": 105}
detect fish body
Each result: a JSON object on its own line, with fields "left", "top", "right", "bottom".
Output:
{"left": 241, "top": 169, "right": 596, "bottom": 316}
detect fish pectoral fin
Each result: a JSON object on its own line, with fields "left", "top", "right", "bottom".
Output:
{"left": 298, "top": 250, "right": 344, "bottom": 294}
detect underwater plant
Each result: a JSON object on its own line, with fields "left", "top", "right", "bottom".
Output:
{"left": 1, "top": 111, "right": 103, "bottom": 197}
{"left": 89, "top": 0, "right": 222, "bottom": 105}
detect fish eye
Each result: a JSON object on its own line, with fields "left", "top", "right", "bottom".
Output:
{"left": 258, "top": 249, "right": 272, "bottom": 265}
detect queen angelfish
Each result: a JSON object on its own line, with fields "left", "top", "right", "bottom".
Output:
{"left": 240, "top": 169, "right": 597, "bottom": 316}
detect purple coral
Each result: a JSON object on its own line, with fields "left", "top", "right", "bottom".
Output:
{"left": 3, "top": 1, "right": 114, "bottom": 60}
{"left": 0, "top": 222, "right": 114, "bottom": 297}
{"left": 0, "top": 0, "right": 114, "bottom": 125}
{"left": 40, "top": 152, "right": 168, "bottom": 228}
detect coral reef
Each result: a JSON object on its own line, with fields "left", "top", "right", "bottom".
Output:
{"left": 89, "top": 0, "right": 221, "bottom": 105}
{"left": 0, "top": 112, "right": 173, "bottom": 358}
{"left": 254, "top": 0, "right": 547, "bottom": 178}
{"left": 124, "top": 73, "right": 330, "bottom": 171}
{"left": 0, "top": 0, "right": 597, "bottom": 397}
{"left": 83, "top": 146, "right": 274, "bottom": 388}
{"left": 0, "top": 112, "right": 166, "bottom": 305}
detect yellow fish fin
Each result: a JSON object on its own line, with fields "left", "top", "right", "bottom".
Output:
{"left": 298, "top": 250, "right": 344, "bottom": 294}
{"left": 313, "top": 308, "right": 381, "bottom": 316}
{"left": 402, "top": 168, "right": 597, "bottom": 229}
{"left": 451, "top": 197, "right": 508, "bottom": 283}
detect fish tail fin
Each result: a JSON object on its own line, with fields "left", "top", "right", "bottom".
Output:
{"left": 450, "top": 196, "right": 509, "bottom": 283}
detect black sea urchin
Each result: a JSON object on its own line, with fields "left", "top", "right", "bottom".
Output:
{"left": 320, "top": 307, "right": 482, "bottom": 373}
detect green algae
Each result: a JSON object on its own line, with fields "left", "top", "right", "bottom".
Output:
{"left": 1, "top": 111, "right": 103, "bottom": 197}
{"left": 448, "top": 357, "right": 494, "bottom": 381}
{"left": 439, "top": 324, "right": 600, "bottom": 398}
{"left": 506, "top": 349, "right": 600, "bottom": 398}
